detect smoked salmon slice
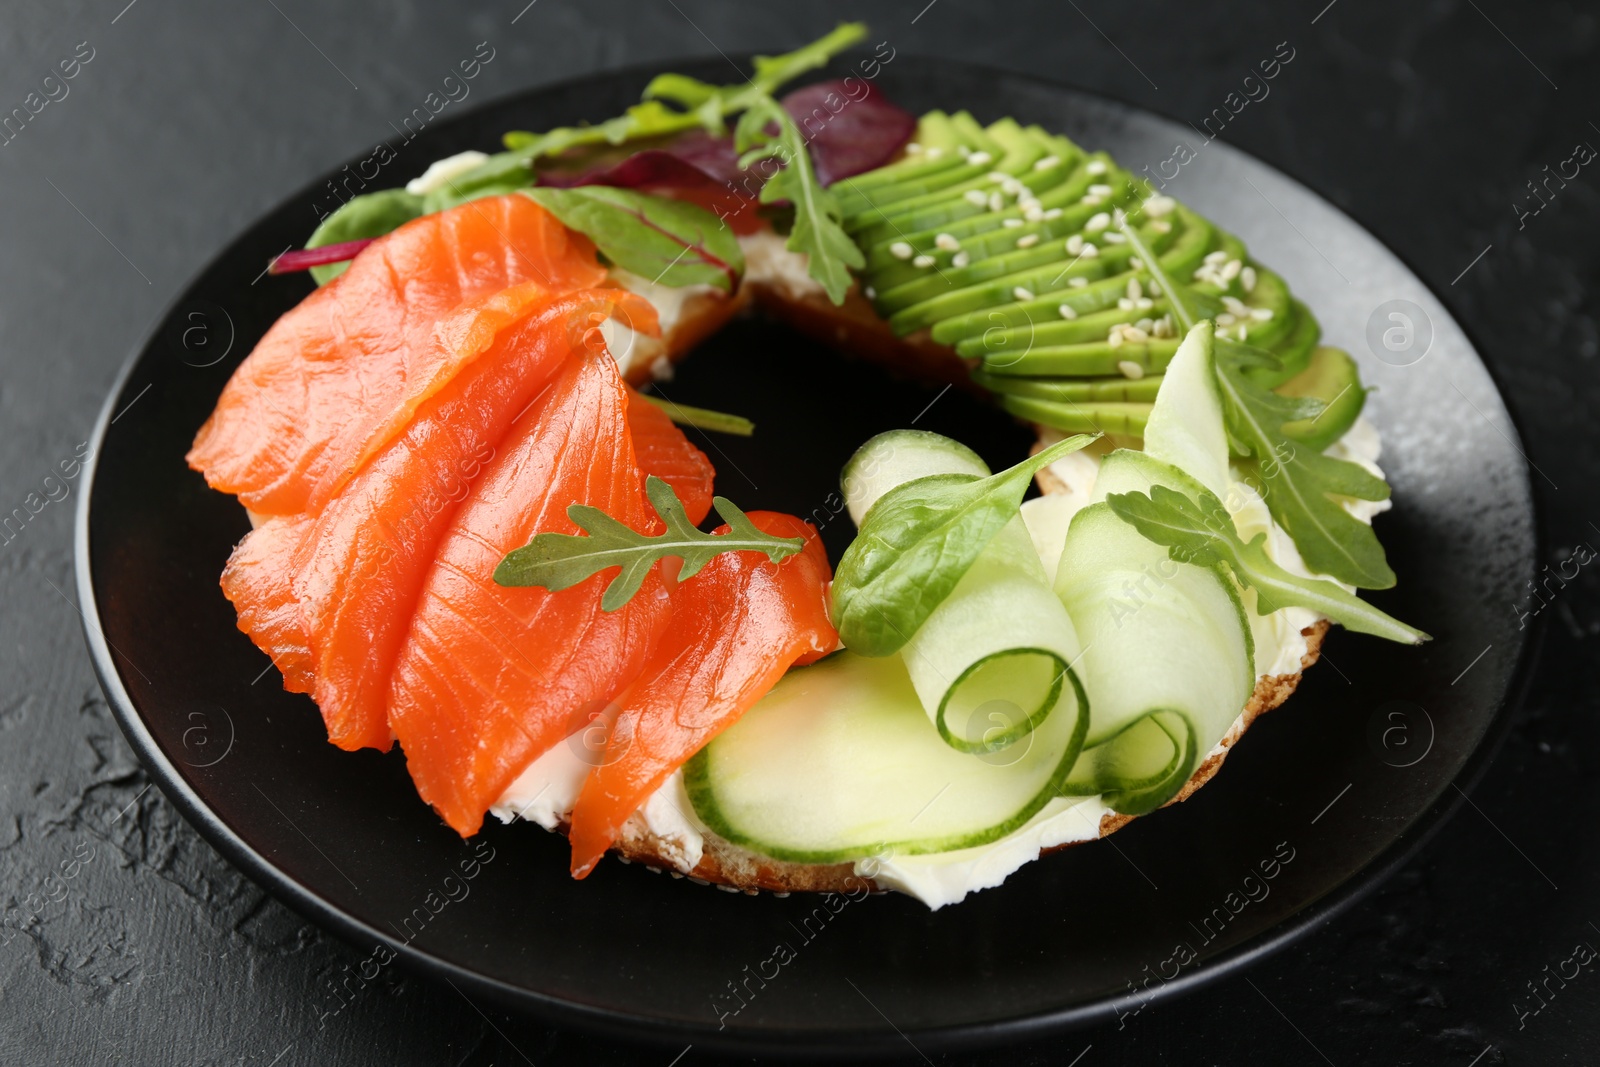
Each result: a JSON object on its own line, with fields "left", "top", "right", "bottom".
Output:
{"left": 222, "top": 288, "right": 659, "bottom": 753}
{"left": 219, "top": 513, "right": 316, "bottom": 694}
{"left": 566, "top": 513, "right": 835, "bottom": 877}
{"left": 188, "top": 194, "right": 607, "bottom": 517}
{"left": 387, "top": 338, "right": 675, "bottom": 836}
{"left": 625, "top": 389, "right": 715, "bottom": 525}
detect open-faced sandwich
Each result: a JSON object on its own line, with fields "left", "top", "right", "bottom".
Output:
{"left": 189, "top": 24, "right": 1425, "bottom": 908}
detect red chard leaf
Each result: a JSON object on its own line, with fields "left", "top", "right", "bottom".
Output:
{"left": 779, "top": 79, "right": 917, "bottom": 186}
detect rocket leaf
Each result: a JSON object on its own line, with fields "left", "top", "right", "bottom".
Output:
{"left": 734, "top": 92, "right": 864, "bottom": 305}
{"left": 494, "top": 476, "right": 804, "bottom": 610}
{"left": 1118, "top": 209, "right": 1395, "bottom": 590}
{"left": 1105, "top": 484, "right": 1427, "bottom": 644}
{"left": 1212, "top": 343, "right": 1394, "bottom": 589}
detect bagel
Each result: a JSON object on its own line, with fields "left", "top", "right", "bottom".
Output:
{"left": 204, "top": 45, "right": 1415, "bottom": 907}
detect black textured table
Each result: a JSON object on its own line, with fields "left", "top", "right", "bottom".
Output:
{"left": 3, "top": 2, "right": 1594, "bottom": 1064}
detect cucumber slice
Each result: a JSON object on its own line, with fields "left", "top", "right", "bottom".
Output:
{"left": 839, "top": 430, "right": 1087, "bottom": 754}
{"left": 685, "top": 650, "right": 1089, "bottom": 862}
{"left": 1053, "top": 501, "right": 1254, "bottom": 815}
{"left": 839, "top": 428, "right": 990, "bottom": 526}
{"left": 903, "top": 517, "right": 1082, "bottom": 751}
{"left": 1089, "top": 448, "right": 1208, "bottom": 503}
{"left": 1142, "top": 320, "right": 1230, "bottom": 498}
{"left": 1042, "top": 332, "right": 1252, "bottom": 816}
{"left": 1279, "top": 346, "right": 1366, "bottom": 451}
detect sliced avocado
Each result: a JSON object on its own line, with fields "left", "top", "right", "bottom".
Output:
{"left": 1206, "top": 266, "right": 1294, "bottom": 351}
{"left": 835, "top": 115, "right": 995, "bottom": 219}
{"left": 832, "top": 111, "right": 1352, "bottom": 461}
{"left": 837, "top": 110, "right": 1003, "bottom": 219}
{"left": 836, "top": 112, "right": 966, "bottom": 193}
{"left": 904, "top": 200, "right": 1211, "bottom": 344}
{"left": 954, "top": 301, "right": 1172, "bottom": 359}
{"left": 1131, "top": 205, "right": 1217, "bottom": 293}
{"left": 1279, "top": 346, "right": 1366, "bottom": 450}
{"left": 855, "top": 142, "right": 1089, "bottom": 274}
{"left": 1248, "top": 299, "right": 1320, "bottom": 385}
{"left": 875, "top": 180, "right": 1146, "bottom": 316}
{"left": 863, "top": 130, "right": 1083, "bottom": 246}
{"left": 997, "top": 395, "right": 1152, "bottom": 437}
{"left": 929, "top": 267, "right": 1142, "bottom": 345}
{"left": 868, "top": 158, "right": 1121, "bottom": 287}
{"left": 948, "top": 110, "right": 1002, "bottom": 156}
{"left": 845, "top": 123, "right": 1053, "bottom": 243}
{"left": 835, "top": 156, "right": 989, "bottom": 219}
{"left": 884, "top": 214, "right": 1180, "bottom": 335}
{"left": 972, "top": 371, "right": 1164, "bottom": 403}
{"left": 981, "top": 337, "right": 1183, "bottom": 378}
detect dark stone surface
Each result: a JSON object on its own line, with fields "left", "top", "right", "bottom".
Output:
{"left": 0, "top": 1, "right": 1592, "bottom": 1063}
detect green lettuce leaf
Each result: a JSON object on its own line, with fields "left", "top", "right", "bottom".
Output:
{"left": 521, "top": 186, "right": 744, "bottom": 291}
{"left": 304, "top": 188, "right": 424, "bottom": 284}
{"left": 831, "top": 433, "right": 1097, "bottom": 656}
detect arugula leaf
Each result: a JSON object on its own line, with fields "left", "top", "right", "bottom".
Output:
{"left": 635, "top": 393, "right": 754, "bottom": 436}
{"left": 498, "top": 23, "right": 868, "bottom": 165}
{"left": 734, "top": 93, "right": 864, "bottom": 304}
{"left": 1105, "top": 484, "right": 1427, "bottom": 644}
{"left": 1213, "top": 344, "right": 1394, "bottom": 589}
{"left": 521, "top": 186, "right": 744, "bottom": 291}
{"left": 500, "top": 99, "right": 721, "bottom": 167}
{"left": 494, "top": 476, "right": 803, "bottom": 610}
{"left": 283, "top": 27, "right": 871, "bottom": 279}
{"left": 749, "top": 23, "right": 871, "bottom": 94}
{"left": 303, "top": 188, "right": 424, "bottom": 284}
{"left": 1117, "top": 209, "right": 1395, "bottom": 590}
{"left": 831, "top": 433, "right": 1098, "bottom": 656}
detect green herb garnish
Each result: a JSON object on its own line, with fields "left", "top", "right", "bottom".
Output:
{"left": 636, "top": 393, "right": 754, "bottom": 436}
{"left": 1116, "top": 210, "right": 1396, "bottom": 590}
{"left": 1105, "top": 484, "right": 1427, "bottom": 644}
{"left": 733, "top": 92, "right": 864, "bottom": 304}
{"left": 1213, "top": 341, "right": 1394, "bottom": 588}
{"left": 504, "top": 23, "right": 868, "bottom": 159}
{"left": 831, "top": 433, "right": 1098, "bottom": 656}
{"left": 304, "top": 189, "right": 425, "bottom": 285}
{"left": 287, "top": 25, "right": 873, "bottom": 293}
{"left": 493, "top": 476, "right": 803, "bottom": 610}
{"left": 521, "top": 186, "right": 744, "bottom": 291}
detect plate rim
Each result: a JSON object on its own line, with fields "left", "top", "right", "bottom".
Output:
{"left": 73, "top": 51, "right": 1545, "bottom": 1056}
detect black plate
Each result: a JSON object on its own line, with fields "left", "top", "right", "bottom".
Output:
{"left": 74, "top": 56, "right": 1537, "bottom": 1056}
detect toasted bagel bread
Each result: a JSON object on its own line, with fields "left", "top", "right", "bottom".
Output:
{"left": 588, "top": 620, "right": 1327, "bottom": 894}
